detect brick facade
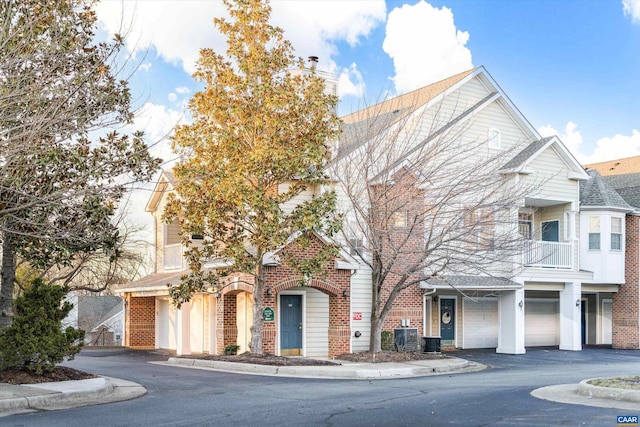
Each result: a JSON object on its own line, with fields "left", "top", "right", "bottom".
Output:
{"left": 125, "top": 295, "right": 155, "bottom": 348}
{"left": 613, "top": 215, "right": 640, "bottom": 348}
{"left": 373, "top": 170, "right": 427, "bottom": 336}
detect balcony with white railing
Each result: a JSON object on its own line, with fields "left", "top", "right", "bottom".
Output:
{"left": 163, "top": 243, "right": 184, "bottom": 270}
{"left": 523, "top": 240, "right": 574, "bottom": 269}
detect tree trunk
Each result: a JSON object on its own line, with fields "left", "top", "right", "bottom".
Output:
{"left": 249, "top": 264, "right": 265, "bottom": 354}
{"left": 369, "top": 314, "right": 384, "bottom": 353}
{"left": 0, "top": 232, "right": 16, "bottom": 330}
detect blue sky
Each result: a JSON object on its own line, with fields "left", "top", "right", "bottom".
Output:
{"left": 96, "top": 0, "right": 640, "bottom": 165}
{"left": 94, "top": 0, "right": 640, "bottom": 232}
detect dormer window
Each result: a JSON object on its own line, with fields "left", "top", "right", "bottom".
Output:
{"left": 488, "top": 128, "right": 501, "bottom": 149}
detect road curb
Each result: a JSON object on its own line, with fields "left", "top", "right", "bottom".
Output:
{"left": 578, "top": 378, "right": 640, "bottom": 403}
{"left": 165, "top": 357, "right": 485, "bottom": 379}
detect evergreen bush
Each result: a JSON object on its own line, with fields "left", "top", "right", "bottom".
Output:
{"left": 0, "top": 279, "right": 84, "bottom": 374}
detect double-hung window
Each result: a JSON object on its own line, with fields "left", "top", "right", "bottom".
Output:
{"left": 588, "top": 216, "right": 600, "bottom": 250}
{"left": 611, "top": 217, "right": 622, "bottom": 250}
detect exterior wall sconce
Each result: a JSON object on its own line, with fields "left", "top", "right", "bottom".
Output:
{"left": 266, "top": 288, "right": 273, "bottom": 296}
{"left": 214, "top": 292, "right": 221, "bottom": 300}
{"left": 518, "top": 300, "right": 523, "bottom": 308}
{"left": 433, "top": 295, "right": 438, "bottom": 302}
{"left": 343, "top": 290, "right": 349, "bottom": 298}
{"left": 576, "top": 299, "right": 581, "bottom": 307}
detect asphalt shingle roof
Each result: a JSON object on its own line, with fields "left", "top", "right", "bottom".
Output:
{"left": 500, "top": 137, "right": 554, "bottom": 171}
{"left": 602, "top": 173, "right": 640, "bottom": 209}
{"left": 580, "top": 169, "right": 634, "bottom": 210}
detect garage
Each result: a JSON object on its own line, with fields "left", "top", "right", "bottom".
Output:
{"left": 157, "top": 298, "right": 178, "bottom": 350}
{"left": 462, "top": 298, "right": 499, "bottom": 348}
{"left": 525, "top": 299, "right": 559, "bottom": 347}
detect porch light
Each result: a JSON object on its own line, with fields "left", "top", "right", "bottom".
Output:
{"left": 576, "top": 299, "right": 580, "bottom": 307}
{"left": 518, "top": 300, "right": 523, "bottom": 309}
{"left": 343, "top": 290, "right": 350, "bottom": 298}
{"left": 266, "top": 288, "right": 273, "bottom": 296}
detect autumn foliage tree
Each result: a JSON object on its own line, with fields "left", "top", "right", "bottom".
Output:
{"left": 166, "top": 0, "right": 341, "bottom": 354}
{"left": 0, "top": 0, "right": 160, "bottom": 328}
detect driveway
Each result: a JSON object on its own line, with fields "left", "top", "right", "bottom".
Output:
{"left": 2, "top": 347, "right": 638, "bottom": 426}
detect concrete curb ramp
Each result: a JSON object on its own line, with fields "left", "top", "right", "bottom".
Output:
{"left": 532, "top": 378, "right": 640, "bottom": 410}
{"left": 0, "top": 377, "right": 146, "bottom": 416}
{"left": 165, "top": 356, "right": 486, "bottom": 379}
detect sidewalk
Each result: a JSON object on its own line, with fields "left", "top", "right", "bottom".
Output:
{"left": 0, "top": 376, "right": 146, "bottom": 417}
{"left": 160, "top": 355, "right": 487, "bottom": 379}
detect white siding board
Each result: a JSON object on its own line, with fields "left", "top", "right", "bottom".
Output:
{"left": 351, "top": 266, "right": 372, "bottom": 352}
{"left": 305, "top": 288, "right": 329, "bottom": 357}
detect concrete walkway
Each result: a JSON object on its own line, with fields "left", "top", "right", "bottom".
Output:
{"left": 0, "top": 376, "right": 146, "bottom": 417}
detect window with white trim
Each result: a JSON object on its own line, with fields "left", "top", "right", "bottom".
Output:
{"left": 488, "top": 128, "right": 501, "bottom": 149}
{"left": 611, "top": 217, "right": 622, "bottom": 250}
{"left": 588, "top": 216, "right": 600, "bottom": 250}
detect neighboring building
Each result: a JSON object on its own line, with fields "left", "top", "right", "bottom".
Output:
{"left": 119, "top": 66, "right": 631, "bottom": 357}
{"left": 585, "top": 156, "right": 640, "bottom": 349}
{"left": 63, "top": 293, "right": 124, "bottom": 346}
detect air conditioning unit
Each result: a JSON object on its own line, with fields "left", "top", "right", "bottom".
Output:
{"left": 394, "top": 328, "right": 419, "bottom": 352}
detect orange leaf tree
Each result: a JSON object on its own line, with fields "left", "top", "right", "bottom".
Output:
{"left": 166, "top": 0, "right": 341, "bottom": 354}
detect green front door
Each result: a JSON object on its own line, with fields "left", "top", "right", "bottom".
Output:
{"left": 440, "top": 299, "right": 455, "bottom": 346}
{"left": 280, "top": 295, "right": 302, "bottom": 356}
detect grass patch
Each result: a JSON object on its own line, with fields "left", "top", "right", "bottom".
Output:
{"left": 589, "top": 376, "right": 640, "bottom": 390}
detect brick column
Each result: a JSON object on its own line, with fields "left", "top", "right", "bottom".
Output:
{"left": 128, "top": 296, "right": 155, "bottom": 348}
{"left": 223, "top": 294, "right": 238, "bottom": 347}
{"left": 328, "top": 294, "right": 351, "bottom": 357}
{"left": 613, "top": 215, "right": 640, "bottom": 349}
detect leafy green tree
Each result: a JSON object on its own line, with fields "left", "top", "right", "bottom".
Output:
{"left": 0, "top": 0, "right": 160, "bottom": 327}
{"left": 0, "top": 278, "right": 84, "bottom": 374}
{"left": 166, "top": 0, "right": 341, "bottom": 354}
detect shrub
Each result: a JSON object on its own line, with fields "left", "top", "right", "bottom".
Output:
{"left": 381, "top": 330, "right": 394, "bottom": 351}
{"left": 0, "top": 279, "right": 84, "bottom": 374}
{"left": 222, "top": 344, "right": 240, "bottom": 355}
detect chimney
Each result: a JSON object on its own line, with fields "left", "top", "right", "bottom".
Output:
{"left": 308, "top": 56, "right": 318, "bottom": 70}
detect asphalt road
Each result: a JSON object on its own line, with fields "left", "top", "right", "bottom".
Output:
{"left": 2, "top": 347, "right": 639, "bottom": 426}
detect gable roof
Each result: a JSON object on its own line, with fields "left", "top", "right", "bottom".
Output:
{"left": 585, "top": 155, "right": 640, "bottom": 176}
{"left": 341, "top": 68, "right": 477, "bottom": 126}
{"left": 146, "top": 170, "right": 176, "bottom": 213}
{"left": 77, "top": 295, "right": 123, "bottom": 330}
{"left": 500, "top": 136, "right": 589, "bottom": 180}
{"left": 580, "top": 169, "right": 634, "bottom": 211}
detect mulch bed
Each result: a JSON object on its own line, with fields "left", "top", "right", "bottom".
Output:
{"left": 0, "top": 366, "right": 97, "bottom": 385}
{"left": 188, "top": 350, "right": 448, "bottom": 366}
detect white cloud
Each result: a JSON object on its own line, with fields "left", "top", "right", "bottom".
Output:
{"left": 585, "top": 130, "right": 640, "bottom": 164}
{"left": 167, "top": 92, "right": 177, "bottom": 102}
{"left": 95, "top": 1, "right": 386, "bottom": 77}
{"left": 175, "top": 86, "right": 191, "bottom": 94}
{"left": 139, "top": 62, "right": 152, "bottom": 72}
{"left": 338, "top": 63, "right": 365, "bottom": 98}
{"left": 382, "top": 1, "right": 473, "bottom": 94}
{"left": 538, "top": 121, "right": 584, "bottom": 159}
{"left": 623, "top": 0, "right": 640, "bottom": 24}
{"left": 538, "top": 121, "right": 640, "bottom": 164}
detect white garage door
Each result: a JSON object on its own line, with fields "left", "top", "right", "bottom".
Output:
{"left": 157, "top": 298, "right": 177, "bottom": 350}
{"left": 463, "top": 298, "right": 499, "bottom": 349}
{"left": 525, "top": 299, "right": 559, "bottom": 347}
